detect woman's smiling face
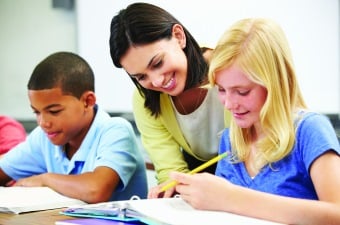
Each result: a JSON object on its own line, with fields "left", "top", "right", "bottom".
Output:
{"left": 120, "top": 24, "right": 188, "bottom": 97}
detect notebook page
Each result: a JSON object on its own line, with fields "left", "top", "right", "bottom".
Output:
{"left": 125, "top": 197, "right": 285, "bottom": 225}
{"left": 0, "top": 186, "right": 86, "bottom": 214}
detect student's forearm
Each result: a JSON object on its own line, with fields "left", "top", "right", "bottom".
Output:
{"left": 42, "top": 173, "right": 102, "bottom": 202}
{"left": 225, "top": 185, "right": 340, "bottom": 225}
{"left": 41, "top": 171, "right": 119, "bottom": 203}
{"left": 0, "top": 169, "right": 12, "bottom": 186}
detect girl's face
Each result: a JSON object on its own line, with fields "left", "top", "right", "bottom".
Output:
{"left": 120, "top": 24, "right": 188, "bottom": 96}
{"left": 215, "top": 64, "right": 267, "bottom": 132}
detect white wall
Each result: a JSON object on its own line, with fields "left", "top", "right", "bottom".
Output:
{"left": 0, "top": 0, "right": 339, "bottom": 120}
{"left": 0, "top": 0, "right": 76, "bottom": 119}
{"left": 77, "top": 0, "right": 340, "bottom": 114}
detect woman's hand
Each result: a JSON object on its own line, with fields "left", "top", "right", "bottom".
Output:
{"left": 148, "top": 180, "right": 177, "bottom": 199}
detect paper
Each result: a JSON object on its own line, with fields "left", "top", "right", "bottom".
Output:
{"left": 0, "top": 186, "right": 86, "bottom": 214}
{"left": 61, "top": 197, "right": 285, "bottom": 225}
{"left": 124, "top": 198, "right": 284, "bottom": 225}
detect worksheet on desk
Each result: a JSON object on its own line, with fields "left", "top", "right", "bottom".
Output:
{"left": 0, "top": 186, "right": 86, "bottom": 214}
{"left": 121, "top": 197, "right": 285, "bottom": 225}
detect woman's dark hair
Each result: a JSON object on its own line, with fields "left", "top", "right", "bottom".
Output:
{"left": 109, "top": 2, "right": 207, "bottom": 117}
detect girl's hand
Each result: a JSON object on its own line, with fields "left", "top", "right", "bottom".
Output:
{"left": 171, "top": 171, "right": 231, "bottom": 210}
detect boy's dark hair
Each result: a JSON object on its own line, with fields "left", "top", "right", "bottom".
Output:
{"left": 109, "top": 2, "right": 207, "bottom": 117}
{"left": 27, "top": 52, "right": 95, "bottom": 99}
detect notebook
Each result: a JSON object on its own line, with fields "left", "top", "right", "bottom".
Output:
{"left": 59, "top": 196, "right": 284, "bottom": 225}
{"left": 0, "top": 186, "right": 86, "bottom": 214}
{"left": 55, "top": 218, "right": 143, "bottom": 225}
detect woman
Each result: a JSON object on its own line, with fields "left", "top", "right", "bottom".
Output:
{"left": 170, "top": 18, "right": 340, "bottom": 224}
{"left": 109, "top": 2, "right": 230, "bottom": 197}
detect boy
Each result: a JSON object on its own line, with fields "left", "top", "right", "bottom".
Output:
{"left": 0, "top": 52, "right": 148, "bottom": 203}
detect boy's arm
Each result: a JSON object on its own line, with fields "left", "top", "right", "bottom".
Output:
{"left": 14, "top": 166, "right": 120, "bottom": 203}
{"left": 0, "top": 168, "right": 13, "bottom": 186}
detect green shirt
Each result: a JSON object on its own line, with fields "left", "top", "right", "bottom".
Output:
{"left": 133, "top": 88, "right": 231, "bottom": 183}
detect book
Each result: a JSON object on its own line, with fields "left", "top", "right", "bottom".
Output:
{"left": 0, "top": 186, "right": 86, "bottom": 214}
{"left": 59, "top": 197, "right": 285, "bottom": 225}
{"left": 55, "top": 218, "right": 144, "bottom": 225}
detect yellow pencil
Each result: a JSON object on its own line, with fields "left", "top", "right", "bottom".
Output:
{"left": 160, "top": 152, "right": 228, "bottom": 192}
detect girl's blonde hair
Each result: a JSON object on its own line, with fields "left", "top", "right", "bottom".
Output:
{"left": 209, "top": 18, "right": 307, "bottom": 169}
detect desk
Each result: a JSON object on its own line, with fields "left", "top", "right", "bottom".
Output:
{"left": 0, "top": 210, "right": 142, "bottom": 225}
{"left": 0, "top": 208, "right": 73, "bottom": 225}
{"left": 0, "top": 207, "right": 286, "bottom": 225}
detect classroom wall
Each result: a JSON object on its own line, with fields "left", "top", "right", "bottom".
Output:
{"left": 0, "top": 0, "right": 77, "bottom": 120}
{"left": 77, "top": 0, "right": 340, "bottom": 115}
{"left": 0, "top": 0, "right": 339, "bottom": 120}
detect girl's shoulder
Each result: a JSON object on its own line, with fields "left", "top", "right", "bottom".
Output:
{"left": 294, "top": 110, "right": 331, "bottom": 129}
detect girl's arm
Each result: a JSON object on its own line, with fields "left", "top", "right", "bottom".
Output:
{"left": 172, "top": 151, "right": 340, "bottom": 225}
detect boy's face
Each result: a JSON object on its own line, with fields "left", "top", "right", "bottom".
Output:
{"left": 28, "top": 87, "right": 91, "bottom": 147}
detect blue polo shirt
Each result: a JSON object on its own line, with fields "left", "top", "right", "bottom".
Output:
{"left": 0, "top": 105, "right": 148, "bottom": 201}
{"left": 216, "top": 112, "right": 340, "bottom": 199}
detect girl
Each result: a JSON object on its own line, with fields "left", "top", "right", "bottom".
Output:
{"left": 171, "top": 18, "right": 340, "bottom": 224}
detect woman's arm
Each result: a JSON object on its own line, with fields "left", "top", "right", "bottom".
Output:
{"left": 133, "top": 90, "right": 190, "bottom": 184}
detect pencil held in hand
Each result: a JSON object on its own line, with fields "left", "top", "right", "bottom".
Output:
{"left": 160, "top": 152, "right": 228, "bottom": 192}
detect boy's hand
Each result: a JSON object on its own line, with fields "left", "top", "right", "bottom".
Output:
{"left": 14, "top": 174, "right": 46, "bottom": 187}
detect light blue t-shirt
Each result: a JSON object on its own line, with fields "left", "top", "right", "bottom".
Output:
{"left": 216, "top": 112, "right": 340, "bottom": 199}
{"left": 0, "top": 105, "right": 148, "bottom": 201}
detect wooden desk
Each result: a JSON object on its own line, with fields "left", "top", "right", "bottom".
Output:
{"left": 0, "top": 208, "right": 74, "bottom": 225}
{"left": 0, "top": 209, "right": 144, "bottom": 225}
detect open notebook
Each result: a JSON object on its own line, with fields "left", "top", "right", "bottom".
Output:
{"left": 0, "top": 186, "right": 86, "bottom": 214}
{"left": 59, "top": 196, "right": 284, "bottom": 225}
